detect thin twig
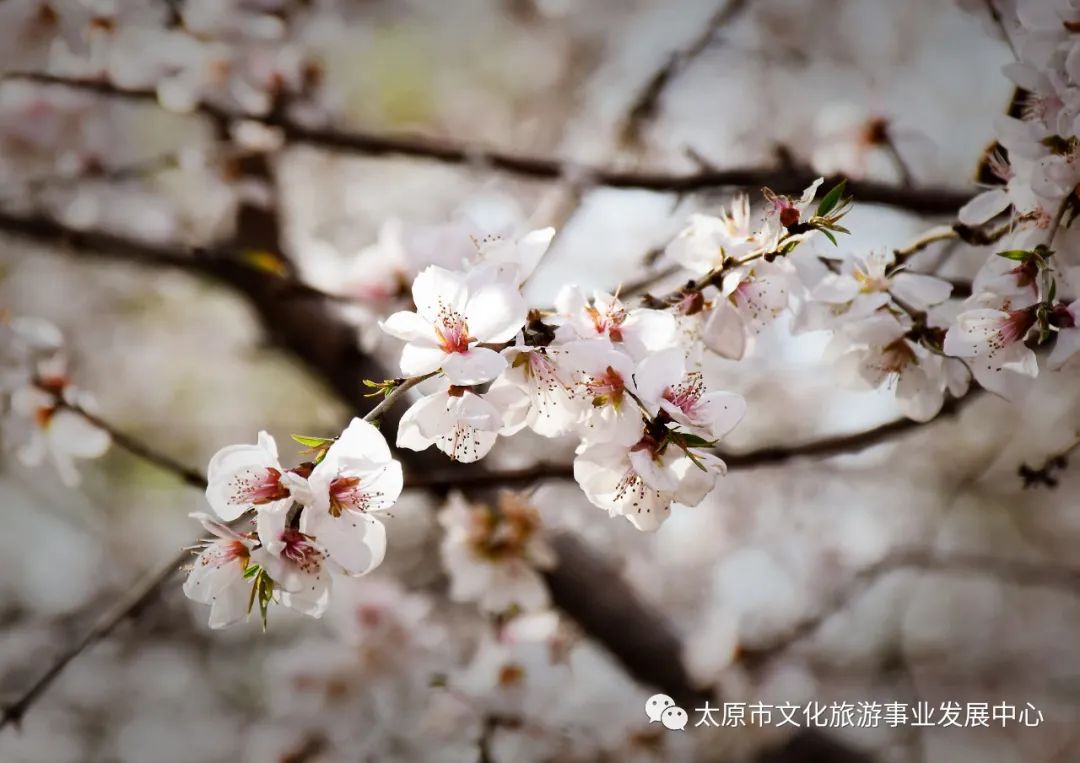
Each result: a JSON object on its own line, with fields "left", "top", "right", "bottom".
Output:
{"left": 0, "top": 542, "right": 198, "bottom": 729}
{"left": 619, "top": 0, "right": 751, "bottom": 148}
{"left": 56, "top": 398, "right": 206, "bottom": 489}
{"left": 739, "top": 548, "right": 1080, "bottom": 669}
{"left": 17, "top": 153, "right": 180, "bottom": 197}
{"left": 362, "top": 373, "right": 436, "bottom": 423}
{"left": 720, "top": 391, "right": 979, "bottom": 469}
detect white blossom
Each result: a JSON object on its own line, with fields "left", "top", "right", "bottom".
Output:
{"left": 439, "top": 491, "right": 555, "bottom": 613}
{"left": 381, "top": 265, "right": 527, "bottom": 385}
{"left": 183, "top": 513, "right": 257, "bottom": 630}
{"left": 301, "top": 418, "right": 400, "bottom": 576}
{"left": 397, "top": 384, "right": 504, "bottom": 462}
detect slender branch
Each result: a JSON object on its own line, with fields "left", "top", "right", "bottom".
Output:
{"left": 619, "top": 262, "right": 679, "bottom": 299}
{"left": 0, "top": 425, "right": 210, "bottom": 730}
{"left": 406, "top": 392, "right": 983, "bottom": 490}
{"left": 362, "top": 373, "right": 437, "bottom": 423}
{"left": 55, "top": 397, "right": 206, "bottom": 489}
{"left": 721, "top": 392, "right": 977, "bottom": 469}
{"left": 16, "top": 153, "right": 180, "bottom": 197}
{"left": 894, "top": 218, "right": 1016, "bottom": 265}
{"left": 618, "top": 0, "right": 751, "bottom": 148}
{"left": 738, "top": 548, "right": 1080, "bottom": 669}
{"left": 0, "top": 543, "right": 196, "bottom": 729}
{"left": 2, "top": 71, "right": 975, "bottom": 215}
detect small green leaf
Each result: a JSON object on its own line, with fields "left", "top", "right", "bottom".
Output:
{"left": 815, "top": 180, "right": 847, "bottom": 217}
{"left": 671, "top": 432, "right": 718, "bottom": 449}
{"left": 290, "top": 434, "right": 335, "bottom": 448}
{"left": 821, "top": 229, "right": 838, "bottom": 246}
{"left": 1048, "top": 277, "right": 1058, "bottom": 303}
{"left": 996, "top": 249, "right": 1031, "bottom": 261}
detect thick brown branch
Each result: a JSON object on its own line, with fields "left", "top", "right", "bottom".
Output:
{"left": 3, "top": 72, "right": 974, "bottom": 215}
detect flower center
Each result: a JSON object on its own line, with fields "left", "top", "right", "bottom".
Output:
{"left": 466, "top": 493, "right": 540, "bottom": 561}
{"left": 232, "top": 467, "right": 290, "bottom": 505}
{"left": 328, "top": 474, "right": 381, "bottom": 517}
{"left": 778, "top": 203, "right": 800, "bottom": 228}
{"left": 498, "top": 663, "right": 526, "bottom": 687}
{"left": 584, "top": 365, "right": 626, "bottom": 408}
{"left": 280, "top": 529, "right": 324, "bottom": 573}
{"left": 221, "top": 540, "right": 250, "bottom": 566}
{"left": 663, "top": 372, "right": 704, "bottom": 415}
{"left": 435, "top": 305, "right": 473, "bottom": 353}
{"left": 996, "top": 309, "right": 1036, "bottom": 347}
{"left": 878, "top": 339, "right": 917, "bottom": 374}
{"left": 853, "top": 266, "right": 889, "bottom": 293}
{"left": 585, "top": 303, "right": 626, "bottom": 341}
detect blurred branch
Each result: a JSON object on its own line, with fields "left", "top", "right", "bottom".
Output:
{"left": 1020, "top": 435, "right": 1080, "bottom": 488}
{"left": 2, "top": 72, "right": 974, "bottom": 215}
{"left": 720, "top": 392, "right": 979, "bottom": 469}
{"left": 618, "top": 0, "right": 751, "bottom": 149}
{"left": 404, "top": 392, "right": 982, "bottom": 491}
{"left": 19, "top": 152, "right": 180, "bottom": 196}
{"left": 53, "top": 396, "right": 206, "bottom": 489}
{"left": 739, "top": 548, "right": 1080, "bottom": 670}
{"left": 0, "top": 543, "right": 195, "bottom": 730}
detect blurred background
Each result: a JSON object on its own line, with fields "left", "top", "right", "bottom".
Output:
{"left": 3, "top": 0, "right": 1080, "bottom": 761}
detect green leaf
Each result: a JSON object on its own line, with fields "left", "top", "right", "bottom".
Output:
{"left": 821, "top": 229, "right": 838, "bottom": 246}
{"left": 815, "top": 180, "right": 847, "bottom": 217}
{"left": 996, "top": 249, "right": 1030, "bottom": 261}
{"left": 1048, "top": 277, "right": 1058, "bottom": 303}
{"left": 290, "top": 434, "right": 336, "bottom": 448}
{"left": 672, "top": 432, "right": 718, "bottom": 449}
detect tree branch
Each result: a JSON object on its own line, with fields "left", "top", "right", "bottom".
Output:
{"left": 56, "top": 398, "right": 206, "bottom": 489}
{"left": 618, "top": 0, "right": 751, "bottom": 149}
{"left": 738, "top": 549, "right": 1080, "bottom": 670}
{"left": 2, "top": 71, "right": 974, "bottom": 215}
{"left": 720, "top": 392, "right": 979, "bottom": 469}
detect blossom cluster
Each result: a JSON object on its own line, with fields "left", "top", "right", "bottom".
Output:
{"left": 0, "top": 315, "right": 109, "bottom": 486}
{"left": 187, "top": 419, "right": 400, "bottom": 628}
{"left": 249, "top": 579, "right": 691, "bottom": 763}
{"left": 182, "top": 180, "right": 869, "bottom": 627}
{"left": 942, "top": 0, "right": 1080, "bottom": 398}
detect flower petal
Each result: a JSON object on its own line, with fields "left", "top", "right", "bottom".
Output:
{"left": 441, "top": 347, "right": 506, "bottom": 385}
{"left": 464, "top": 282, "right": 527, "bottom": 344}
